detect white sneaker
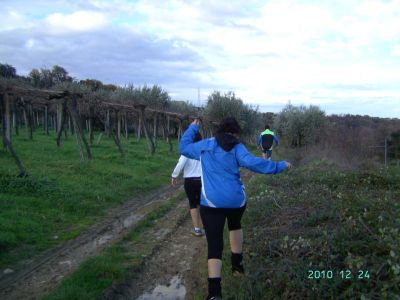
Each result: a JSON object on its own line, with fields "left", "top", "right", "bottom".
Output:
{"left": 191, "top": 228, "right": 204, "bottom": 237}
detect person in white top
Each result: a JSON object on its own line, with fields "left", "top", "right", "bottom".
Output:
{"left": 171, "top": 132, "right": 204, "bottom": 236}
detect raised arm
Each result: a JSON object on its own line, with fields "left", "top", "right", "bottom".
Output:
{"left": 179, "top": 123, "right": 202, "bottom": 160}
{"left": 235, "top": 143, "right": 287, "bottom": 174}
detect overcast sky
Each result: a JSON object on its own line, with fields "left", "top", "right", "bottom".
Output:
{"left": 1, "top": 0, "right": 399, "bottom": 118}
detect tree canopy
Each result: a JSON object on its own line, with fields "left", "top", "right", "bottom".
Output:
{"left": 0, "top": 63, "right": 17, "bottom": 78}
{"left": 29, "top": 65, "right": 72, "bottom": 88}
{"left": 274, "top": 103, "right": 326, "bottom": 147}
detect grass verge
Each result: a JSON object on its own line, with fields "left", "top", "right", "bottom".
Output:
{"left": 0, "top": 128, "right": 179, "bottom": 268}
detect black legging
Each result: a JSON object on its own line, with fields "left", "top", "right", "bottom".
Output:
{"left": 183, "top": 177, "right": 201, "bottom": 209}
{"left": 200, "top": 205, "right": 246, "bottom": 259}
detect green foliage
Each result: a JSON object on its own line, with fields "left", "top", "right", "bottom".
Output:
{"left": 0, "top": 129, "right": 180, "bottom": 267}
{"left": 240, "top": 103, "right": 263, "bottom": 136}
{"left": 107, "top": 84, "right": 171, "bottom": 110}
{"left": 140, "top": 84, "right": 170, "bottom": 110}
{"left": 168, "top": 100, "right": 198, "bottom": 115}
{"left": 203, "top": 91, "right": 243, "bottom": 122}
{"left": 274, "top": 103, "right": 326, "bottom": 147}
{"left": 202, "top": 91, "right": 262, "bottom": 138}
{"left": 223, "top": 161, "right": 400, "bottom": 299}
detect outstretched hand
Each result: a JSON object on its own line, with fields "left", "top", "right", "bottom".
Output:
{"left": 285, "top": 161, "right": 293, "bottom": 170}
{"left": 171, "top": 177, "right": 178, "bottom": 187}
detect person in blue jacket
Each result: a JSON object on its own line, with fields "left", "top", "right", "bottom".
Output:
{"left": 179, "top": 117, "right": 292, "bottom": 300}
{"left": 257, "top": 125, "right": 279, "bottom": 160}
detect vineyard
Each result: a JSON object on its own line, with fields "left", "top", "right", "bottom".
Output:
{"left": 0, "top": 81, "right": 207, "bottom": 177}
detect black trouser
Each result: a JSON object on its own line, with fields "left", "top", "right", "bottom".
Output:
{"left": 200, "top": 205, "right": 246, "bottom": 259}
{"left": 183, "top": 177, "right": 201, "bottom": 209}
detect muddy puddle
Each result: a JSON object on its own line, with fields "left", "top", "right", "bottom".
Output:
{"left": 136, "top": 275, "right": 186, "bottom": 300}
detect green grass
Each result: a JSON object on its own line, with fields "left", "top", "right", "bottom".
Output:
{"left": 221, "top": 161, "right": 400, "bottom": 299}
{"left": 42, "top": 192, "right": 187, "bottom": 300}
{"left": 0, "top": 128, "right": 180, "bottom": 268}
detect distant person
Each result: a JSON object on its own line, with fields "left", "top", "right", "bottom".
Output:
{"left": 179, "top": 117, "right": 291, "bottom": 300}
{"left": 171, "top": 132, "right": 204, "bottom": 237}
{"left": 257, "top": 125, "right": 279, "bottom": 160}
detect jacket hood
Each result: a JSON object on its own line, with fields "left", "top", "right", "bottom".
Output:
{"left": 215, "top": 132, "right": 239, "bottom": 152}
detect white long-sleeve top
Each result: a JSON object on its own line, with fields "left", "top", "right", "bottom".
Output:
{"left": 171, "top": 155, "right": 202, "bottom": 178}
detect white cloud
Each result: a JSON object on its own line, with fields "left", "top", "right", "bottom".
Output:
{"left": 44, "top": 10, "right": 108, "bottom": 34}
{"left": 392, "top": 45, "right": 400, "bottom": 56}
{"left": 0, "top": 9, "right": 34, "bottom": 30}
{"left": 1, "top": 0, "right": 399, "bottom": 117}
{"left": 357, "top": 0, "right": 400, "bottom": 17}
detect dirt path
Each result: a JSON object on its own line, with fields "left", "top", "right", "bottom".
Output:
{"left": 102, "top": 169, "right": 254, "bottom": 300}
{"left": 0, "top": 184, "right": 183, "bottom": 300}
{"left": 102, "top": 214, "right": 207, "bottom": 300}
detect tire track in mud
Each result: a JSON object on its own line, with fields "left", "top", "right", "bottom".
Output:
{"left": 0, "top": 184, "right": 183, "bottom": 300}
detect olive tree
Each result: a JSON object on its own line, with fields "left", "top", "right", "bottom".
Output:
{"left": 274, "top": 103, "right": 325, "bottom": 147}
{"left": 203, "top": 91, "right": 243, "bottom": 123}
{"left": 202, "top": 91, "right": 262, "bottom": 141}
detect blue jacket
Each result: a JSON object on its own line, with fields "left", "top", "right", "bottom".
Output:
{"left": 179, "top": 124, "right": 287, "bottom": 208}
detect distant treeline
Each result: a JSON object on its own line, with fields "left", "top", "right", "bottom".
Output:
{"left": 1, "top": 62, "right": 400, "bottom": 164}
{"left": 0, "top": 63, "right": 264, "bottom": 140}
{"left": 274, "top": 104, "right": 400, "bottom": 166}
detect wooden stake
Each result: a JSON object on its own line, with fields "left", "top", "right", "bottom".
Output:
{"left": 13, "top": 99, "right": 19, "bottom": 136}
{"left": 4, "top": 93, "right": 12, "bottom": 146}
{"left": 124, "top": 112, "right": 128, "bottom": 139}
{"left": 45, "top": 105, "right": 49, "bottom": 135}
{"left": 177, "top": 120, "right": 183, "bottom": 143}
{"left": 112, "top": 110, "right": 124, "bottom": 156}
{"left": 117, "top": 111, "right": 121, "bottom": 141}
{"left": 54, "top": 113, "right": 57, "bottom": 133}
{"left": 136, "top": 111, "right": 142, "bottom": 141}
{"left": 138, "top": 106, "right": 155, "bottom": 155}
{"left": 153, "top": 113, "right": 158, "bottom": 146}
{"left": 166, "top": 116, "right": 173, "bottom": 153}
{"left": 89, "top": 105, "right": 94, "bottom": 145}
{"left": 56, "top": 101, "right": 66, "bottom": 147}
{"left": 106, "top": 110, "right": 111, "bottom": 137}
{"left": 96, "top": 132, "right": 103, "bottom": 145}
{"left": 22, "top": 103, "right": 28, "bottom": 128}
{"left": 0, "top": 94, "right": 26, "bottom": 176}
{"left": 67, "top": 97, "right": 92, "bottom": 161}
